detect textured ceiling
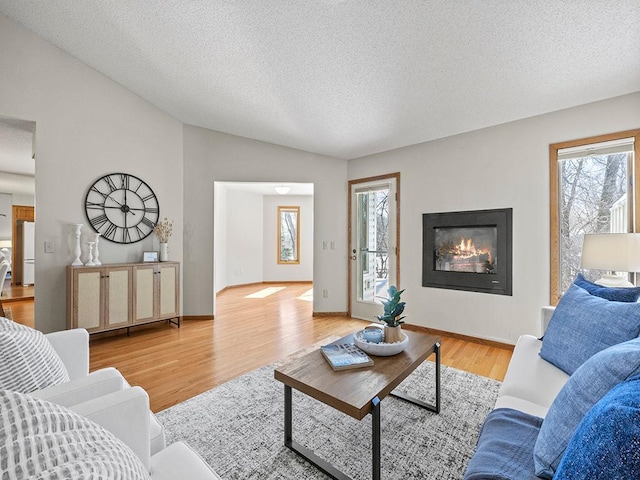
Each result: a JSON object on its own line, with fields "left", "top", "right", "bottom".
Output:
{"left": 0, "top": 1, "right": 639, "bottom": 159}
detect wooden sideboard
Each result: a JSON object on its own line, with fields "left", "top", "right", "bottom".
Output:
{"left": 67, "top": 261, "right": 180, "bottom": 334}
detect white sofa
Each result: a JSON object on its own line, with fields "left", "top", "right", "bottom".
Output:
{"left": 463, "top": 306, "right": 568, "bottom": 480}
{"left": 465, "top": 301, "right": 640, "bottom": 479}
{"left": 493, "top": 306, "right": 568, "bottom": 417}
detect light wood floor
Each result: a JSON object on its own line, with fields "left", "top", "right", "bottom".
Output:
{"left": 2, "top": 284, "right": 35, "bottom": 328}
{"left": 4, "top": 284, "right": 35, "bottom": 301}
{"left": 9, "top": 282, "right": 513, "bottom": 413}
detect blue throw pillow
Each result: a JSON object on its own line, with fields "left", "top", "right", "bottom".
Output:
{"left": 533, "top": 338, "right": 640, "bottom": 479}
{"left": 574, "top": 273, "right": 640, "bottom": 302}
{"left": 553, "top": 375, "right": 640, "bottom": 480}
{"left": 540, "top": 283, "right": 640, "bottom": 374}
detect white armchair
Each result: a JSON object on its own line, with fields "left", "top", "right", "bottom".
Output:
{"left": 43, "top": 328, "right": 90, "bottom": 379}
{"left": 69, "top": 387, "right": 221, "bottom": 479}
{"left": 34, "top": 328, "right": 166, "bottom": 455}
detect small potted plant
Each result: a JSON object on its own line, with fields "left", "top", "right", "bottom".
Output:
{"left": 375, "top": 285, "right": 406, "bottom": 343}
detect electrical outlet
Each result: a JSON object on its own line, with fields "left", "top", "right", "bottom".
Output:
{"left": 322, "top": 289, "right": 328, "bottom": 298}
{"left": 44, "top": 241, "right": 54, "bottom": 253}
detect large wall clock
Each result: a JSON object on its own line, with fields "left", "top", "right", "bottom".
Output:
{"left": 85, "top": 173, "right": 160, "bottom": 244}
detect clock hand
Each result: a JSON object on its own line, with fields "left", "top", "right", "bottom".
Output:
{"left": 106, "top": 197, "right": 125, "bottom": 207}
{"left": 124, "top": 190, "right": 129, "bottom": 232}
{"left": 105, "top": 196, "right": 136, "bottom": 215}
{"left": 102, "top": 206, "right": 136, "bottom": 215}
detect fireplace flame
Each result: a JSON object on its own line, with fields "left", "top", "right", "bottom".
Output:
{"left": 454, "top": 237, "right": 493, "bottom": 264}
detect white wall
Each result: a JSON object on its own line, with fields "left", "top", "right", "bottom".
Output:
{"left": 213, "top": 183, "right": 228, "bottom": 293}
{"left": 12, "top": 192, "right": 34, "bottom": 206}
{"left": 0, "top": 14, "right": 184, "bottom": 332}
{"left": 226, "top": 189, "right": 264, "bottom": 286}
{"left": 183, "top": 125, "right": 347, "bottom": 316}
{"left": 0, "top": 172, "right": 35, "bottom": 207}
{"left": 349, "top": 92, "right": 640, "bottom": 345}
{"left": 0, "top": 194, "right": 12, "bottom": 239}
{"left": 263, "top": 195, "right": 313, "bottom": 282}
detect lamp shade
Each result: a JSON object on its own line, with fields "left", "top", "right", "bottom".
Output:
{"left": 581, "top": 233, "right": 640, "bottom": 272}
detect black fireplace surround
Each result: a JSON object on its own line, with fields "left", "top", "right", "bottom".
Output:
{"left": 422, "top": 208, "right": 512, "bottom": 296}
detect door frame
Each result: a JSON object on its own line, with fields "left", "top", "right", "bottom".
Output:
{"left": 347, "top": 172, "right": 400, "bottom": 317}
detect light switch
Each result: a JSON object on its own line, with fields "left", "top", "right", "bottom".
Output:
{"left": 44, "top": 241, "right": 54, "bottom": 253}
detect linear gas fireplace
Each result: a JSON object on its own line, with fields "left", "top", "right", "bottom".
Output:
{"left": 422, "top": 208, "right": 512, "bottom": 295}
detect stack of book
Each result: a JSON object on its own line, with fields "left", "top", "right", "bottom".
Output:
{"left": 320, "top": 343, "right": 374, "bottom": 371}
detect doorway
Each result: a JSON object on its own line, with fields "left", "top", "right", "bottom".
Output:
{"left": 0, "top": 117, "right": 36, "bottom": 293}
{"left": 212, "top": 181, "right": 314, "bottom": 317}
{"left": 348, "top": 173, "right": 400, "bottom": 320}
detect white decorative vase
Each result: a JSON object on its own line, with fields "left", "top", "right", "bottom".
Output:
{"left": 85, "top": 242, "right": 96, "bottom": 266}
{"left": 384, "top": 325, "right": 404, "bottom": 344}
{"left": 92, "top": 233, "right": 102, "bottom": 266}
{"left": 71, "top": 224, "right": 84, "bottom": 266}
{"left": 159, "top": 243, "right": 169, "bottom": 262}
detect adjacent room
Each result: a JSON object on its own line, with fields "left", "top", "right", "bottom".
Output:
{"left": 1, "top": 2, "right": 639, "bottom": 479}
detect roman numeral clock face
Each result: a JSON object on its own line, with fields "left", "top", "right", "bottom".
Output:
{"left": 85, "top": 173, "right": 160, "bottom": 244}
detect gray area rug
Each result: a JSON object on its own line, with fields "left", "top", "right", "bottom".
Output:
{"left": 157, "top": 358, "right": 500, "bottom": 479}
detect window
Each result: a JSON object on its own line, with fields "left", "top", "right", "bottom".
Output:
{"left": 355, "top": 186, "right": 390, "bottom": 301}
{"left": 550, "top": 130, "right": 640, "bottom": 304}
{"left": 278, "top": 206, "right": 300, "bottom": 264}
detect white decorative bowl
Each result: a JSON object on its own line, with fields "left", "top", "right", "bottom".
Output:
{"left": 353, "top": 328, "right": 409, "bottom": 356}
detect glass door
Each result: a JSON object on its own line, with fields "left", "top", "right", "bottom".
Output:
{"left": 349, "top": 175, "right": 398, "bottom": 320}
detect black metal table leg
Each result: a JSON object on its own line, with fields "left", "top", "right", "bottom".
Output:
{"left": 283, "top": 384, "right": 352, "bottom": 480}
{"left": 435, "top": 341, "right": 441, "bottom": 413}
{"left": 284, "top": 385, "right": 292, "bottom": 446}
{"left": 372, "top": 396, "right": 381, "bottom": 480}
{"left": 390, "top": 341, "right": 441, "bottom": 413}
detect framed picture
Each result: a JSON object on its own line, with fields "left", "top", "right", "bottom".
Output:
{"left": 143, "top": 251, "right": 159, "bottom": 263}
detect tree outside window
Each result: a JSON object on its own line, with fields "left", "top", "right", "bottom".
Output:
{"left": 278, "top": 206, "right": 300, "bottom": 264}
{"left": 550, "top": 130, "right": 640, "bottom": 304}
{"left": 559, "top": 152, "right": 629, "bottom": 291}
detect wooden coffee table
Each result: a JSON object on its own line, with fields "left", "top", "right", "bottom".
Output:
{"left": 274, "top": 329, "right": 441, "bottom": 480}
